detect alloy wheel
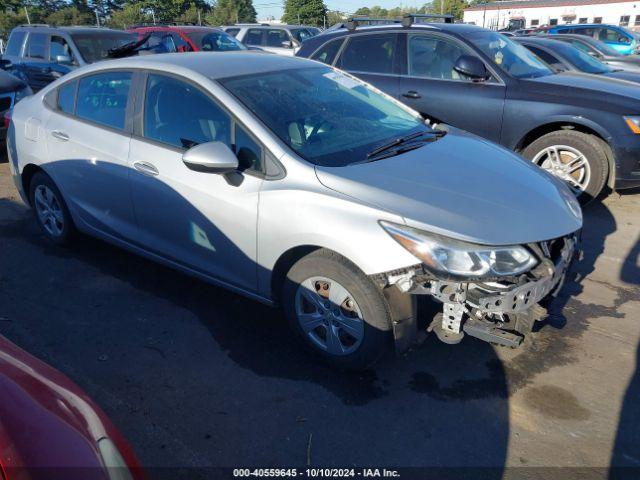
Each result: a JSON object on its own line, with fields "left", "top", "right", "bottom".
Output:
{"left": 295, "top": 276, "right": 365, "bottom": 356}
{"left": 34, "top": 185, "right": 64, "bottom": 237}
{"left": 532, "top": 144, "right": 591, "bottom": 195}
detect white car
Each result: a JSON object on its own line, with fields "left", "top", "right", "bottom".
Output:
{"left": 222, "top": 24, "right": 320, "bottom": 55}
{"left": 7, "top": 52, "right": 581, "bottom": 368}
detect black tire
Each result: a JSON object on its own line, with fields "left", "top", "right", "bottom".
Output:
{"left": 29, "top": 171, "right": 76, "bottom": 245}
{"left": 521, "top": 130, "right": 608, "bottom": 203}
{"left": 282, "top": 249, "right": 394, "bottom": 369}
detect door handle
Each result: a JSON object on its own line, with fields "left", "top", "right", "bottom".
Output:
{"left": 51, "top": 130, "right": 69, "bottom": 141}
{"left": 133, "top": 161, "right": 159, "bottom": 176}
{"left": 402, "top": 90, "right": 421, "bottom": 99}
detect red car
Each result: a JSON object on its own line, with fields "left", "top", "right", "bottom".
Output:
{"left": 0, "top": 335, "right": 145, "bottom": 480}
{"left": 128, "top": 25, "right": 248, "bottom": 53}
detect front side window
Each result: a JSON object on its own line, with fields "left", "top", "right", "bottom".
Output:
{"left": 601, "top": 28, "right": 631, "bottom": 43}
{"left": 338, "top": 34, "right": 397, "bottom": 74}
{"left": 184, "top": 30, "right": 246, "bottom": 51}
{"left": 266, "top": 29, "right": 288, "bottom": 47}
{"left": 220, "top": 66, "right": 429, "bottom": 167}
{"left": 290, "top": 28, "right": 316, "bottom": 43}
{"left": 143, "top": 74, "right": 230, "bottom": 150}
{"left": 408, "top": 35, "right": 470, "bottom": 80}
{"left": 57, "top": 80, "right": 77, "bottom": 114}
{"left": 466, "top": 30, "right": 552, "bottom": 79}
{"left": 245, "top": 29, "right": 264, "bottom": 46}
{"left": 26, "top": 33, "right": 46, "bottom": 59}
{"left": 310, "top": 38, "right": 343, "bottom": 65}
{"left": 76, "top": 71, "right": 132, "bottom": 130}
{"left": 5, "top": 31, "right": 26, "bottom": 57}
{"left": 50, "top": 36, "right": 75, "bottom": 64}
{"left": 70, "top": 32, "right": 137, "bottom": 63}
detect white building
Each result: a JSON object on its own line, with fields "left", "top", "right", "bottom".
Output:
{"left": 463, "top": 0, "right": 640, "bottom": 31}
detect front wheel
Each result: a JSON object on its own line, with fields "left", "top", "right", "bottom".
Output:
{"left": 29, "top": 171, "right": 76, "bottom": 245}
{"left": 282, "top": 249, "right": 393, "bottom": 369}
{"left": 522, "top": 130, "right": 608, "bottom": 202}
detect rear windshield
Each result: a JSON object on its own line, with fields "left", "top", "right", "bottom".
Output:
{"left": 184, "top": 30, "right": 247, "bottom": 51}
{"left": 71, "top": 31, "right": 137, "bottom": 63}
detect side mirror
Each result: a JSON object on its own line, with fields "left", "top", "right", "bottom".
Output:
{"left": 182, "top": 141, "right": 238, "bottom": 174}
{"left": 0, "top": 59, "right": 12, "bottom": 70}
{"left": 55, "top": 54, "right": 72, "bottom": 64}
{"left": 281, "top": 40, "right": 293, "bottom": 49}
{"left": 454, "top": 55, "right": 490, "bottom": 81}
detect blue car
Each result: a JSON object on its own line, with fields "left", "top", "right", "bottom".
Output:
{"left": 546, "top": 24, "right": 638, "bottom": 55}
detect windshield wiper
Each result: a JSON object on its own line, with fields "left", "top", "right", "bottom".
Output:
{"left": 366, "top": 130, "right": 446, "bottom": 161}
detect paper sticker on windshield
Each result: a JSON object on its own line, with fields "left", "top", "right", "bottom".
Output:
{"left": 323, "top": 71, "right": 361, "bottom": 89}
{"left": 495, "top": 51, "right": 504, "bottom": 65}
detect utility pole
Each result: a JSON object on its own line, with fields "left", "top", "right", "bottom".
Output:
{"left": 95, "top": 10, "right": 100, "bottom": 27}
{"left": 198, "top": 10, "right": 202, "bottom": 25}
{"left": 151, "top": 10, "right": 156, "bottom": 25}
{"left": 24, "top": 6, "right": 31, "bottom": 24}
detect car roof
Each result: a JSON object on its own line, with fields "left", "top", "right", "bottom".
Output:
{"left": 229, "top": 24, "right": 318, "bottom": 30}
{"left": 13, "top": 25, "right": 130, "bottom": 35}
{"left": 553, "top": 23, "right": 619, "bottom": 29}
{"left": 311, "top": 22, "right": 485, "bottom": 40}
{"left": 129, "top": 25, "right": 223, "bottom": 33}
{"left": 86, "top": 51, "right": 322, "bottom": 79}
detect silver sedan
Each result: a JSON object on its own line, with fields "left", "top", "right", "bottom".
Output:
{"left": 7, "top": 52, "right": 582, "bottom": 368}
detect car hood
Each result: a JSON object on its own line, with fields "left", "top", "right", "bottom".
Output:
{"left": 315, "top": 129, "right": 582, "bottom": 246}
{"left": 525, "top": 71, "right": 640, "bottom": 103}
{"left": 604, "top": 69, "right": 640, "bottom": 83}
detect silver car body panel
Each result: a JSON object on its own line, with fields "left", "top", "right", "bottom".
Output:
{"left": 9, "top": 53, "right": 582, "bottom": 314}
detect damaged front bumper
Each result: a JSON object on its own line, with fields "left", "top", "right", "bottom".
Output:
{"left": 376, "top": 233, "right": 580, "bottom": 350}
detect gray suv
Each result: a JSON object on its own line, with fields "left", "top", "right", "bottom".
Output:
{"left": 222, "top": 24, "right": 320, "bottom": 55}
{"left": 2, "top": 25, "right": 136, "bottom": 91}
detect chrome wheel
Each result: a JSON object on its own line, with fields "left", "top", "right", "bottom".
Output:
{"left": 34, "top": 185, "right": 64, "bottom": 237}
{"left": 295, "top": 277, "right": 365, "bottom": 356}
{"left": 532, "top": 145, "right": 591, "bottom": 195}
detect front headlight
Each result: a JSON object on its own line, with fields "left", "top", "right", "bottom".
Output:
{"left": 380, "top": 221, "right": 538, "bottom": 279}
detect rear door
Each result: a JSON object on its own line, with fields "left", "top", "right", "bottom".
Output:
{"left": 334, "top": 32, "right": 401, "bottom": 99}
{"left": 44, "top": 70, "right": 137, "bottom": 240}
{"left": 398, "top": 32, "right": 505, "bottom": 142}
{"left": 21, "top": 32, "right": 55, "bottom": 91}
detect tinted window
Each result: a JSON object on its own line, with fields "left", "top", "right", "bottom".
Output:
{"left": 57, "top": 80, "right": 77, "bottom": 114}
{"left": 226, "top": 28, "right": 240, "bottom": 37}
{"left": 235, "top": 124, "right": 263, "bottom": 172}
{"left": 560, "top": 43, "right": 612, "bottom": 73}
{"left": 220, "top": 67, "right": 427, "bottom": 167}
{"left": 310, "top": 39, "right": 343, "bottom": 65}
{"left": 290, "top": 28, "right": 316, "bottom": 43}
{"left": 5, "top": 31, "right": 26, "bottom": 56}
{"left": 601, "top": 28, "right": 630, "bottom": 43}
{"left": 408, "top": 35, "right": 468, "bottom": 80}
{"left": 146, "top": 32, "right": 177, "bottom": 53}
{"left": 26, "top": 33, "right": 46, "bottom": 59}
{"left": 70, "top": 32, "right": 137, "bottom": 63}
{"left": 525, "top": 45, "right": 563, "bottom": 68}
{"left": 76, "top": 71, "right": 131, "bottom": 130}
{"left": 245, "top": 29, "right": 263, "bottom": 46}
{"left": 144, "top": 74, "right": 231, "bottom": 149}
{"left": 339, "top": 34, "right": 397, "bottom": 74}
{"left": 266, "top": 29, "right": 288, "bottom": 47}
{"left": 50, "top": 36, "right": 75, "bottom": 63}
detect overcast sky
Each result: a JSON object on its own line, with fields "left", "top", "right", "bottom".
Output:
{"left": 254, "top": 0, "right": 427, "bottom": 22}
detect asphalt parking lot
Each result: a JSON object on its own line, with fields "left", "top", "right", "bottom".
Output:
{"left": 0, "top": 160, "right": 638, "bottom": 479}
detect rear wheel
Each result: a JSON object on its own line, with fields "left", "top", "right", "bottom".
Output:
{"left": 522, "top": 130, "right": 608, "bottom": 202}
{"left": 29, "top": 171, "right": 75, "bottom": 245}
{"left": 282, "top": 249, "right": 393, "bottom": 369}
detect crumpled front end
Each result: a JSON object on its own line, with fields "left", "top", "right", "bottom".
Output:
{"left": 375, "top": 233, "right": 580, "bottom": 349}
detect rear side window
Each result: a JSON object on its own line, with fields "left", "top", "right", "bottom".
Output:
{"left": 266, "top": 29, "right": 288, "bottom": 47}
{"left": 311, "top": 39, "right": 343, "bottom": 65}
{"left": 26, "top": 33, "right": 47, "bottom": 59}
{"left": 245, "top": 29, "right": 263, "bottom": 46}
{"left": 76, "top": 71, "right": 132, "bottom": 130}
{"left": 338, "top": 34, "right": 397, "bottom": 74}
{"left": 143, "top": 74, "right": 231, "bottom": 149}
{"left": 5, "top": 31, "right": 26, "bottom": 56}
{"left": 57, "top": 80, "right": 77, "bottom": 114}
{"left": 226, "top": 28, "right": 240, "bottom": 37}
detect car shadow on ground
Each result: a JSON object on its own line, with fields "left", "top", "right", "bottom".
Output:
{"left": 0, "top": 174, "right": 625, "bottom": 473}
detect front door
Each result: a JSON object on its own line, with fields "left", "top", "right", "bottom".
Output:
{"left": 128, "top": 73, "right": 263, "bottom": 291}
{"left": 398, "top": 33, "right": 506, "bottom": 143}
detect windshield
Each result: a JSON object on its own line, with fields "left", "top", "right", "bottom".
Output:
{"left": 467, "top": 30, "right": 553, "bottom": 78}
{"left": 561, "top": 43, "right": 613, "bottom": 73}
{"left": 71, "top": 32, "right": 137, "bottom": 63}
{"left": 220, "top": 67, "right": 430, "bottom": 167}
{"left": 185, "top": 30, "right": 247, "bottom": 51}
{"left": 290, "top": 28, "right": 321, "bottom": 43}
